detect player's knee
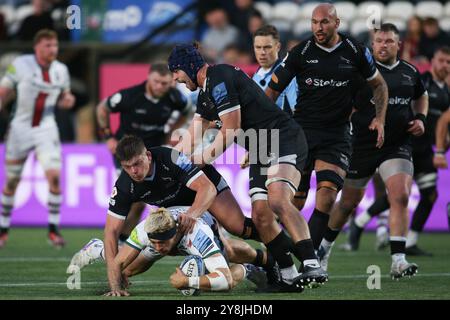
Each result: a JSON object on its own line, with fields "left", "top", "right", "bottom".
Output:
{"left": 251, "top": 208, "right": 273, "bottom": 230}
{"left": 389, "top": 192, "right": 410, "bottom": 208}
{"left": 267, "top": 197, "right": 291, "bottom": 218}
{"left": 292, "top": 191, "right": 307, "bottom": 210}
{"left": 241, "top": 217, "right": 261, "bottom": 241}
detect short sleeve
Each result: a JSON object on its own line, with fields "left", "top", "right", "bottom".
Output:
{"left": 107, "top": 183, "right": 133, "bottom": 220}
{"left": 189, "top": 223, "right": 221, "bottom": 259}
{"left": 164, "top": 148, "right": 204, "bottom": 187}
{"left": 210, "top": 69, "right": 241, "bottom": 118}
{"left": 106, "top": 89, "right": 128, "bottom": 113}
{"left": 413, "top": 71, "right": 427, "bottom": 100}
{"left": 269, "top": 46, "right": 301, "bottom": 93}
{"left": 358, "top": 46, "right": 378, "bottom": 81}
{"left": 0, "top": 60, "right": 21, "bottom": 89}
{"left": 125, "top": 221, "right": 148, "bottom": 251}
{"left": 60, "top": 64, "right": 70, "bottom": 91}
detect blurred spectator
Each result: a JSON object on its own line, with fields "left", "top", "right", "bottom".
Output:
{"left": 418, "top": 17, "right": 450, "bottom": 61}
{"left": 16, "top": 0, "right": 55, "bottom": 41}
{"left": 201, "top": 7, "right": 240, "bottom": 62}
{"left": 231, "top": 0, "right": 255, "bottom": 34}
{"left": 0, "top": 12, "right": 6, "bottom": 40}
{"left": 400, "top": 16, "right": 422, "bottom": 63}
{"left": 237, "top": 9, "right": 264, "bottom": 56}
{"left": 222, "top": 44, "right": 253, "bottom": 66}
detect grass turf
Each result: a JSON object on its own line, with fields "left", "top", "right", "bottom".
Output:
{"left": 0, "top": 228, "right": 449, "bottom": 300}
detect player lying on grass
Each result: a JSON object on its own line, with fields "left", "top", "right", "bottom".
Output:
{"left": 70, "top": 206, "right": 270, "bottom": 296}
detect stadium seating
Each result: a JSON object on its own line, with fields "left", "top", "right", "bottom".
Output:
{"left": 415, "top": 1, "right": 443, "bottom": 19}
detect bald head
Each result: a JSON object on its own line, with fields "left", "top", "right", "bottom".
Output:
{"left": 311, "top": 3, "right": 340, "bottom": 47}
{"left": 312, "top": 3, "right": 338, "bottom": 20}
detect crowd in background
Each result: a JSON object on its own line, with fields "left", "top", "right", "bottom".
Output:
{"left": 1, "top": 0, "right": 450, "bottom": 143}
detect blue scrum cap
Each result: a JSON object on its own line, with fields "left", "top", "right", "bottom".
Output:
{"left": 168, "top": 44, "right": 205, "bottom": 86}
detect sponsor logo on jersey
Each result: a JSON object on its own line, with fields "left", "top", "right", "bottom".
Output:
{"left": 306, "top": 59, "right": 318, "bottom": 64}
{"left": 6, "top": 64, "right": 16, "bottom": 75}
{"left": 401, "top": 73, "right": 413, "bottom": 85}
{"left": 212, "top": 82, "right": 228, "bottom": 105}
{"left": 370, "top": 96, "right": 412, "bottom": 106}
{"left": 346, "top": 38, "right": 358, "bottom": 54}
{"left": 140, "top": 190, "right": 152, "bottom": 199}
{"left": 305, "top": 78, "right": 350, "bottom": 87}
{"left": 301, "top": 40, "right": 311, "bottom": 56}
{"left": 111, "top": 187, "right": 117, "bottom": 198}
{"left": 193, "top": 229, "right": 214, "bottom": 256}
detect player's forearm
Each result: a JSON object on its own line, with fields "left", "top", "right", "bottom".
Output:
{"left": 200, "top": 126, "right": 236, "bottom": 165}
{"left": 435, "top": 111, "right": 450, "bottom": 151}
{"left": 412, "top": 94, "right": 429, "bottom": 117}
{"left": 265, "top": 86, "right": 281, "bottom": 102}
{"left": 176, "top": 117, "right": 206, "bottom": 156}
{"left": 371, "top": 78, "right": 388, "bottom": 124}
{"left": 104, "top": 231, "right": 122, "bottom": 289}
{"left": 96, "top": 101, "right": 111, "bottom": 131}
{"left": 187, "top": 183, "right": 217, "bottom": 218}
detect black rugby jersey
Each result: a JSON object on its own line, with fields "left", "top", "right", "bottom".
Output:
{"left": 269, "top": 33, "right": 378, "bottom": 129}
{"left": 352, "top": 60, "right": 427, "bottom": 151}
{"left": 108, "top": 147, "right": 202, "bottom": 219}
{"left": 412, "top": 71, "right": 449, "bottom": 152}
{"left": 195, "top": 64, "right": 295, "bottom": 132}
{"left": 106, "top": 82, "right": 190, "bottom": 147}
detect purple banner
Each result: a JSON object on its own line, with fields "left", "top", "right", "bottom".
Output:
{"left": 0, "top": 144, "right": 449, "bottom": 230}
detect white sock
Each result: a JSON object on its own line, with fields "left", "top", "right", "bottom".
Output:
{"left": 1, "top": 193, "right": 14, "bottom": 229}
{"left": 48, "top": 193, "right": 62, "bottom": 226}
{"left": 280, "top": 265, "right": 299, "bottom": 284}
{"left": 355, "top": 211, "right": 372, "bottom": 228}
{"left": 392, "top": 253, "right": 406, "bottom": 264}
{"left": 320, "top": 238, "right": 334, "bottom": 252}
{"left": 0, "top": 215, "right": 11, "bottom": 229}
{"left": 376, "top": 225, "right": 388, "bottom": 238}
{"left": 406, "top": 230, "right": 419, "bottom": 248}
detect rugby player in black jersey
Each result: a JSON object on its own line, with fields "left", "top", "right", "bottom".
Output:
{"left": 102, "top": 136, "right": 275, "bottom": 295}
{"left": 346, "top": 47, "right": 450, "bottom": 256}
{"left": 96, "top": 63, "right": 192, "bottom": 243}
{"left": 168, "top": 43, "right": 327, "bottom": 291}
{"left": 318, "top": 23, "right": 429, "bottom": 279}
{"left": 266, "top": 3, "right": 388, "bottom": 253}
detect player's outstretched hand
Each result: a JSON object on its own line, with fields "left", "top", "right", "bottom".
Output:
{"left": 170, "top": 267, "right": 188, "bottom": 290}
{"left": 369, "top": 117, "right": 385, "bottom": 149}
{"left": 433, "top": 154, "right": 448, "bottom": 169}
{"left": 407, "top": 119, "right": 425, "bottom": 136}
{"left": 178, "top": 213, "right": 196, "bottom": 234}
{"left": 104, "top": 289, "right": 130, "bottom": 297}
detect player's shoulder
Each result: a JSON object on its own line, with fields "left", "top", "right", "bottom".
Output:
{"left": 115, "top": 170, "right": 134, "bottom": 193}
{"left": 289, "top": 37, "right": 315, "bottom": 57}
{"left": 10, "top": 54, "right": 35, "bottom": 72}
{"left": 341, "top": 34, "right": 366, "bottom": 55}
{"left": 122, "top": 81, "right": 146, "bottom": 95}
{"left": 52, "top": 59, "right": 69, "bottom": 71}
{"left": 398, "top": 59, "right": 420, "bottom": 74}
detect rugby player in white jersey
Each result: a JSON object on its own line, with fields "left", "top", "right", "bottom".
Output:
{"left": 70, "top": 206, "right": 266, "bottom": 296}
{"left": 0, "top": 29, "right": 75, "bottom": 248}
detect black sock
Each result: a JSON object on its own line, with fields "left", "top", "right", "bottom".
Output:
{"left": 253, "top": 249, "right": 275, "bottom": 269}
{"left": 0, "top": 227, "right": 8, "bottom": 234}
{"left": 390, "top": 238, "right": 406, "bottom": 255}
{"left": 293, "top": 239, "right": 317, "bottom": 265}
{"left": 308, "top": 208, "right": 330, "bottom": 250}
{"left": 411, "top": 187, "right": 436, "bottom": 232}
{"left": 242, "top": 217, "right": 261, "bottom": 241}
{"left": 266, "top": 231, "right": 295, "bottom": 269}
{"left": 368, "top": 195, "right": 390, "bottom": 217}
{"left": 48, "top": 224, "right": 58, "bottom": 233}
{"left": 119, "top": 234, "right": 129, "bottom": 242}
{"left": 323, "top": 226, "right": 340, "bottom": 243}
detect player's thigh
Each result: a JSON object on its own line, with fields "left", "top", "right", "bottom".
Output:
{"left": 5, "top": 125, "right": 32, "bottom": 165}
{"left": 209, "top": 189, "right": 245, "bottom": 236}
{"left": 34, "top": 126, "right": 62, "bottom": 172}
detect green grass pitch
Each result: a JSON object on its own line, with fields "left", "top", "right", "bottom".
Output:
{"left": 0, "top": 228, "right": 449, "bottom": 300}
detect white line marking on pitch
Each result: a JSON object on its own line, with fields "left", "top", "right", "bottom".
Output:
{"left": 1, "top": 274, "right": 450, "bottom": 288}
